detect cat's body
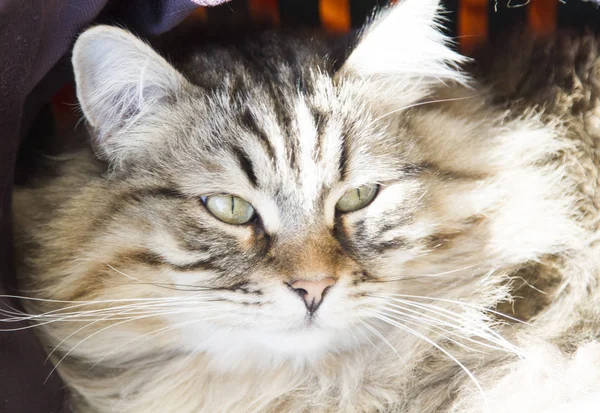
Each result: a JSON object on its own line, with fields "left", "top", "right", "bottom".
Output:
{"left": 10, "top": 1, "right": 600, "bottom": 412}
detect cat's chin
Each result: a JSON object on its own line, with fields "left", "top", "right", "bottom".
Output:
{"left": 177, "top": 322, "right": 361, "bottom": 372}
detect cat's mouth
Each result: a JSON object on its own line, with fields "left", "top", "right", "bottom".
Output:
{"left": 296, "top": 312, "right": 326, "bottom": 330}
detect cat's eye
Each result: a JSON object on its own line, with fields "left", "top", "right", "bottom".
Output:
{"left": 203, "top": 195, "right": 256, "bottom": 225}
{"left": 335, "top": 184, "right": 379, "bottom": 213}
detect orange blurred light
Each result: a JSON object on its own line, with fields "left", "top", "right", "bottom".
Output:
{"left": 458, "top": 0, "right": 489, "bottom": 55}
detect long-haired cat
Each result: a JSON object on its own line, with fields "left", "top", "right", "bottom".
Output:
{"left": 9, "top": 0, "right": 600, "bottom": 412}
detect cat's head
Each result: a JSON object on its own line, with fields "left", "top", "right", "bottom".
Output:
{"left": 64, "top": 0, "right": 578, "bottom": 369}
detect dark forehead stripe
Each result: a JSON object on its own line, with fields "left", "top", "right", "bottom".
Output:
{"left": 240, "top": 108, "right": 276, "bottom": 161}
{"left": 270, "top": 95, "right": 298, "bottom": 171}
{"left": 310, "top": 105, "right": 328, "bottom": 161}
{"left": 338, "top": 134, "right": 349, "bottom": 180}
{"left": 264, "top": 87, "right": 299, "bottom": 170}
{"left": 233, "top": 147, "right": 258, "bottom": 187}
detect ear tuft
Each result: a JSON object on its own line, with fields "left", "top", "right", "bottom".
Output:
{"left": 341, "top": 0, "right": 468, "bottom": 86}
{"left": 72, "top": 26, "right": 189, "bottom": 145}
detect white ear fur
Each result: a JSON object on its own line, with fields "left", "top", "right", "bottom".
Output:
{"left": 72, "top": 25, "right": 189, "bottom": 141}
{"left": 342, "top": 0, "right": 467, "bottom": 84}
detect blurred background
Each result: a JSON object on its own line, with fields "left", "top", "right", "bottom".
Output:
{"left": 47, "top": 0, "right": 600, "bottom": 138}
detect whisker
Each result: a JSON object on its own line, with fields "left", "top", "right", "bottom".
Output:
{"left": 406, "top": 301, "right": 519, "bottom": 351}
{"left": 365, "top": 309, "right": 490, "bottom": 413}
{"left": 354, "top": 321, "right": 386, "bottom": 357}
{"left": 2, "top": 299, "right": 186, "bottom": 321}
{"left": 91, "top": 314, "right": 227, "bottom": 370}
{"left": 45, "top": 307, "right": 219, "bottom": 384}
{"left": 106, "top": 264, "right": 210, "bottom": 292}
{"left": 46, "top": 306, "right": 185, "bottom": 362}
{"left": 376, "top": 305, "right": 502, "bottom": 354}
{"left": 372, "top": 293, "right": 529, "bottom": 325}
{"left": 368, "top": 95, "right": 479, "bottom": 127}
{"left": 41, "top": 299, "right": 220, "bottom": 355}
{"left": 0, "top": 293, "right": 210, "bottom": 305}
{"left": 376, "top": 298, "right": 522, "bottom": 353}
{"left": 175, "top": 318, "right": 228, "bottom": 370}
{"left": 0, "top": 294, "right": 216, "bottom": 330}
{"left": 371, "top": 294, "right": 526, "bottom": 357}
{"left": 358, "top": 318, "right": 407, "bottom": 365}
{"left": 378, "top": 306, "right": 486, "bottom": 351}
{"left": 378, "top": 263, "right": 483, "bottom": 282}
{"left": 347, "top": 325, "right": 361, "bottom": 350}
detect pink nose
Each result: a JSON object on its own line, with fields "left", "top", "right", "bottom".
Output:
{"left": 289, "top": 278, "right": 336, "bottom": 313}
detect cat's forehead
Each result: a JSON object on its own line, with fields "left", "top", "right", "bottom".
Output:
{"left": 195, "top": 84, "right": 341, "bottom": 204}
{"left": 170, "top": 74, "right": 406, "bottom": 210}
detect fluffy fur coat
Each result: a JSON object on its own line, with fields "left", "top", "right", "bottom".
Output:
{"left": 10, "top": 0, "right": 600, "bottom": 411}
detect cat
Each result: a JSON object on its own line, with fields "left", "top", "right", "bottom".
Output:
{"left": 9, "top": 0, "right": 600, "bottom": 412}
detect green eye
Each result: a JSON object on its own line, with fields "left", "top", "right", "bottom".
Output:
{"left": 335, "top": 184, "right": 379, "bottom": 213}
{"left": 204, "top": 195, "right": 256, "bottom": 225}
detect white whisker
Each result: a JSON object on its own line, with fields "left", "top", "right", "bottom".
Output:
{"left": 92, "top": 314, "right": 226, "bottom": 370}
{"left": 45, "top": 307, "right": 218, "bottom": 384}
{"left": 106, "top": 264, "right": 210, "bottom": 291}
{"left": 1, "top": 293, "right": 215, "bottom": 330}
{"left": 380, "top": 263, "right": 483, "bottom": 281}
{"left": 375, "top": 298, "right": 523, "bottom": 355}
{"left": 372, "top": 292, "right": 529, "bottom": 325}
{"left": 377, "top": 305, "right": 500, "bottom": 354}
{"left": 368, "top": 95, "right": 479, "bottom": 127}
{"left": 358, "top": 318, "right": 407, "bottom": 365}
{"left": 366, "top": 309, "right": 490, "bottom": 413}
{"left": 354, "top": 321, "right": 386, "bottom": 357}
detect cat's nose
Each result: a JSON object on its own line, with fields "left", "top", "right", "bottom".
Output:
{"left": 289, "top": 278, "right": 336, "bottom": 313}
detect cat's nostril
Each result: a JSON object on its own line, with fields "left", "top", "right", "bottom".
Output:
{"left": 289, "top": 278, "right": 336, "bottom": 313}
{"left": 292, "top": 287, "right": 309, "bottom": 298}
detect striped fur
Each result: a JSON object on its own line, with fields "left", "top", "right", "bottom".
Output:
{"left": 10, "top": 0, "right": 600, "bottom": 412}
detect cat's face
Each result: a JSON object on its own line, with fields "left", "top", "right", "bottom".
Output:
{"left": 102, "top": 74, "right": 438, "bottom": 361}
{"left": 66, "top": 0, "right": 575, "bottom": 368}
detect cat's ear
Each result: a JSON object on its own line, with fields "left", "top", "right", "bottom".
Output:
{"left": 72, "top": 25, "right": 190, "bottom": 141}
{"left": 340, "top": 0, "right": 466, "bottom": 85}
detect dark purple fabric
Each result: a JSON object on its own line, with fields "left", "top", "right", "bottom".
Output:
{"left": 0, "top": 1, "right": 227, "bottom": 412}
